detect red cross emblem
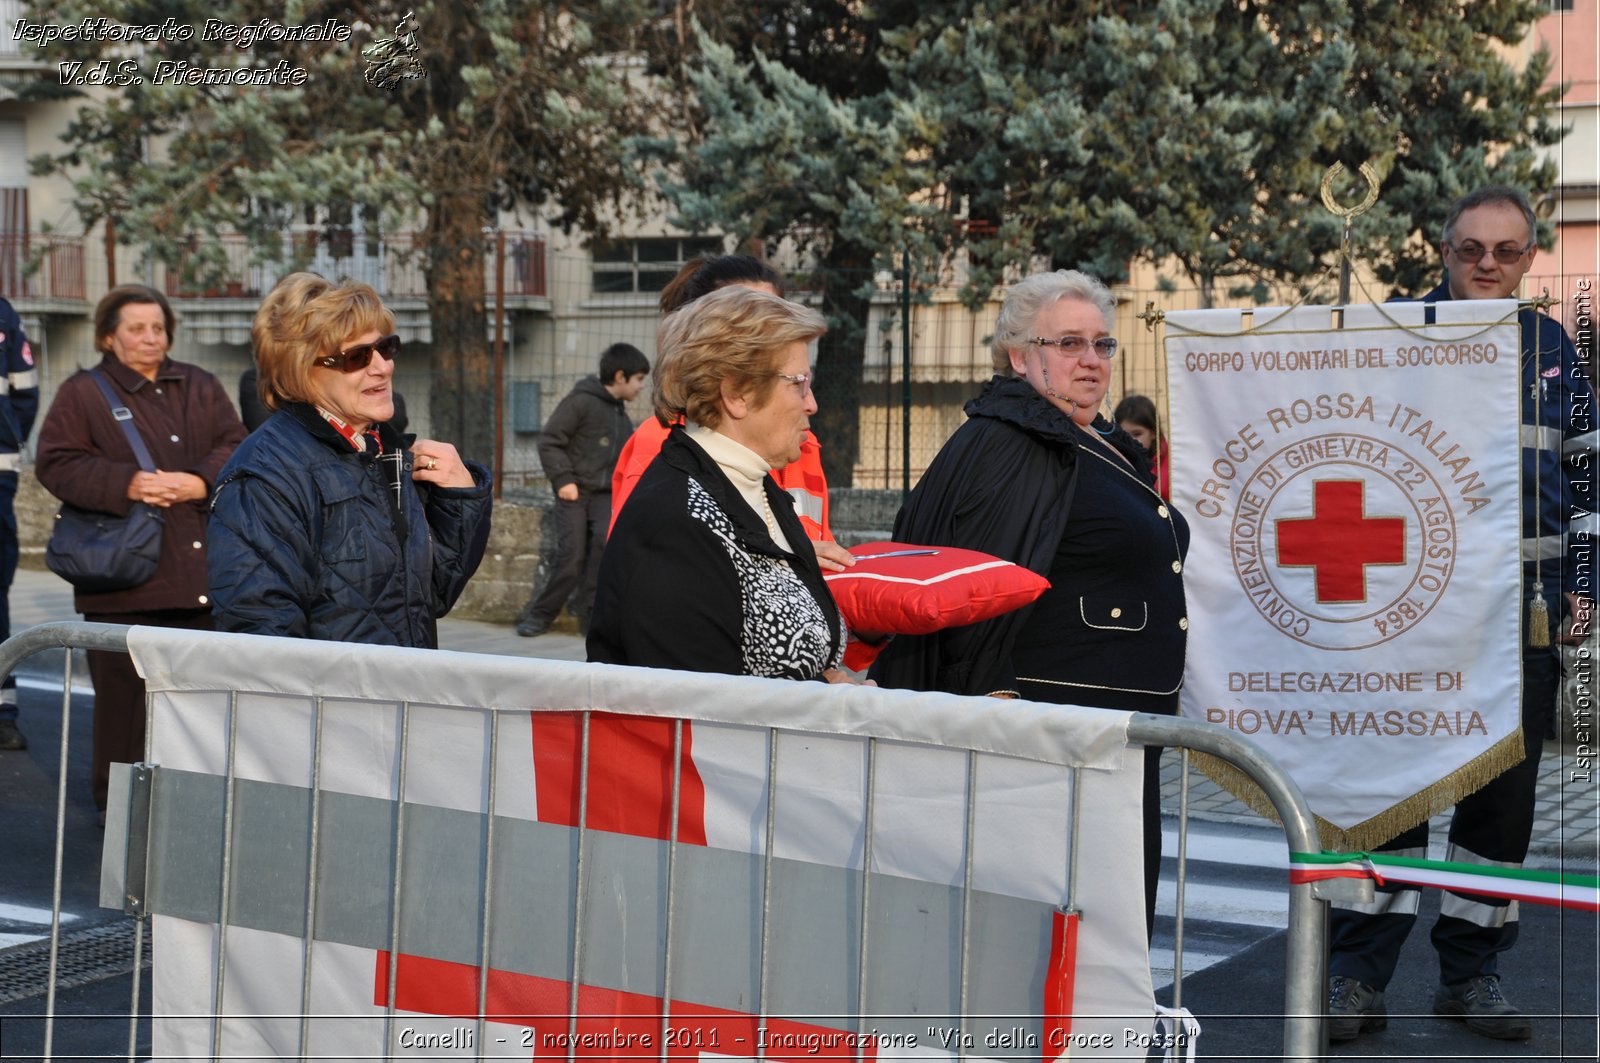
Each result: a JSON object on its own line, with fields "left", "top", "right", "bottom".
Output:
{"left": 1276, "top": 480, "right": 1405, "bottom": 603}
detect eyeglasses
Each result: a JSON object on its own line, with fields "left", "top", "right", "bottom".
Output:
{"left": 314, "top": 334, "right": 401, "bottom": 372}
{"left": 1446, "top": 241, "right": 1533, "bottom": 265}
{"left": 1031, "top": 335, "right": 1119, "bottom": 359}
{"left": 774, "top": 371, "right": 814, "bottom": 396}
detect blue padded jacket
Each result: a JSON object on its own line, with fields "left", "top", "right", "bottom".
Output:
{"left": 206, "top": 403, "right": 492, "bottom": 647}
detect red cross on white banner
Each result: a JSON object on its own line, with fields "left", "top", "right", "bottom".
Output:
{"left": 1276, "top": 479, "right": 1405, "bottom": 603}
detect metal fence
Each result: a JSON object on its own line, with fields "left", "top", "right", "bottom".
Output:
{"left": 494, "top": 262, "right": 1597, "bottom": 498}
{"left": 0, "top": 621, "right": 1333, "bottom": 1062}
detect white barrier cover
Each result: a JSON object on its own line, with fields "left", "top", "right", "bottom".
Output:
{"left": 1167, "top": 301, "right": 1522, "bottom": 847}
{"left": 128, "top": 626, "right": 1158, "bottom": 1061}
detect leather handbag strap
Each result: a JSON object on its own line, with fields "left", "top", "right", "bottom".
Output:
{"left": 87, "top": 368, "right": 158, "bottom": 473}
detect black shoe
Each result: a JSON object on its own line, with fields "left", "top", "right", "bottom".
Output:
{"left": 1433, "top": 974, "right": 1533, "bottom": 1040}
{"left": 1328, "top": 975, "right": 1386, "bottom": 1041}
{"left": 0, "top": 718, "right": 26, "bottom": 751}
{"left": 515, "top": 620, "right": 547, "bottom": 638}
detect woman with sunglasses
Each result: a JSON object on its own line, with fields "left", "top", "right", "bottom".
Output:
{"left": 870, "top": 269, "right": 1189, "bottom": 936}
{"left": 206, "top": 273, "right": 492, "bottom": 646}
{"left": 36, "top": 284, "right": 248, "bottom": 816}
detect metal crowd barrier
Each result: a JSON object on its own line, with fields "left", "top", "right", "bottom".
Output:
{"left": 0, "top": 621, "right": 1334, "bottom": 1062}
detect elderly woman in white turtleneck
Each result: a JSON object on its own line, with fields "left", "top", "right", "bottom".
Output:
{"left": 587, "top": 285, "right": 848, "bottom": 682}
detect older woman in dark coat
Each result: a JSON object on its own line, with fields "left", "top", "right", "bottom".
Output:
{"left": 35, "top": 285, "right": 247, "bottom": 813}
{"left": 871, "top": 269, "right": 1189, "bottom": 933}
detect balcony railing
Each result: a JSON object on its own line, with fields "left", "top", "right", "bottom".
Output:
{"left": 160, "top": 230, "right": 548, "bottom": 301}
{"left": 0, "top": 2, "right": 33, "bottom": 60}
{"left": 0, "top": 231, "right": 87, "bottom": 301}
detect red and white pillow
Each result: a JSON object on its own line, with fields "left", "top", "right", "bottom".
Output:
{"left": 825, "top": 541, "right": 1051, "bottom": 637}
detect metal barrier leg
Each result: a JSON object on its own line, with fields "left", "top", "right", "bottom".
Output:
{"left": 756, "top": 727, "right": 778, "bottom": 1062}
{"left": 382, "top": 701, "right": 415, "bottom": 1054}
{"left": 659, "top": 718, "right": 684, "bottom": 1063}
{"left": 42, "top": 646, "right": 75, "bottom": 1063}
{"left": 1173, "top": 748, "right": 1192, "bottom": 1009}
{"left": 1285, "top": 881, "right": 1326, "bottom": 1061}
{"left": 298, "top": 697, "right": 327, "bottom": 1058}
{"left": 855, "top": 737, "right": 878, "bottom": 1061}
{"left": 121, "top": 762, "right": 154, "bottom": 1063}
{"left": 565, "top": 711, "right": 593, "bottom": 1063}
{"left": 957, "top": 751, "right": 976, "bottom": 1063}
{"left": 476, "top": 708, "right": 501, "bottom": 1052}
{"left": 210, "top": 689, "right": 241, "bottom": 1059}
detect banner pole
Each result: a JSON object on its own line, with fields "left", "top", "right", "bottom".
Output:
{"left": 1319, "top": 162, "right": 1380, "bottom": 307}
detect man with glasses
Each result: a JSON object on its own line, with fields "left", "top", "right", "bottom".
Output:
{"left": 1327, "top": 186, "right": 1594, "bottom": 1043}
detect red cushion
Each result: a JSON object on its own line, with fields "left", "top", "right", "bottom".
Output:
{"left": 825, "top": 541, "right": 1051, "bottom": 636}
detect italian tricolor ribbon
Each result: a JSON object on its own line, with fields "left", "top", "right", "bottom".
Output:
{"left": 1290, "top": 851, "right": 1599, "bottom": 911}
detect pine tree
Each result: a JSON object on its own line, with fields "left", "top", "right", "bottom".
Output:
{"left": 29, "top": 0, "right": 655, "bottom": 464}
{"left": 655, "top": 0, "right": 1563, "bottom": 337}
{"left": 882, "top": 0, "right": 1564, "bottom": 304}
{"left": 638, "top": 2, "right": 938, "bottom": 487}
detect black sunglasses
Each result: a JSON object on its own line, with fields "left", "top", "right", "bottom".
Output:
{"left": 314, "top": 333, "right": 401, "bottom": 373}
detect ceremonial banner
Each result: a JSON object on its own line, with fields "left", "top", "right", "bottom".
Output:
{"left": 1166, "top": 301, "right": 1523, "bottom": 849}
{"left": 112, "top": 626, "right": 1158, "bottom": 1061}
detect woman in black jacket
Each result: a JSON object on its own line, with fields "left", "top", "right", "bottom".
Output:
{"left": 587, "top": 286, "right": 849, "bottom": 682}
{"left": 870, "top": 269, "right": 1189, "bottom": 933}
{"left": 206, "top": 273, "right": 492, "bottom": 646}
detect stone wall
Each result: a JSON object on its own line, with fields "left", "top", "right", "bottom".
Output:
{"left": 449, "top": 498, "right": 545, "bottom": 624}
{"left": 16, "top": 473, "right": 61, "bottom": 570}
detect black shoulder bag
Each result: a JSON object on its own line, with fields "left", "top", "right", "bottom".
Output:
{"left": 44, "top": 370, "right": 165, "bottom": 593}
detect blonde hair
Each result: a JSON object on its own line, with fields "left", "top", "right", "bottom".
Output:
{"left": 251, "top": 273, "right": 395, "bottom": 411}
{"left": 653, "top": 286, "right": 826, "bottom": 429}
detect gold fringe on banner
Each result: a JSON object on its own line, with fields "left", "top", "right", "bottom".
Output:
{"left": 1188, "top": 728, "right": 1529, "bottom": 852}
{"left": 1528, "top": 592, "right": 1551, "bottom": 648}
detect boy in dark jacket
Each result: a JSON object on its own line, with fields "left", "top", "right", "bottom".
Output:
{"left": 517, "top": 342, "right": 649, "bottom": 636}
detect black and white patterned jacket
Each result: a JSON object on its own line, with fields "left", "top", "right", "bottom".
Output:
{"left": 588, "top": 425, "right": 844, "bottom": 680}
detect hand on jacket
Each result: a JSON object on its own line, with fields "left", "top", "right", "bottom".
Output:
{"left": 556, "top": 483, "right": 580, "bottom": 501}
{"left": 409, "top": 440, "right": 475, "bottom": 489}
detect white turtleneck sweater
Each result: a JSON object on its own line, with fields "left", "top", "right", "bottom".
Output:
{"left": 686, "top": 422, "right": 795, "bottom": 554}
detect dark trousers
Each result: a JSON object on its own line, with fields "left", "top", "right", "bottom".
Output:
{"left": 83, "top": 608, "right": 214, "bottom": 811}
{"left": 1328, "top": 648, "right": 1559, "bottom": 988}
{"left": 0, "top": 474, "right": 15, "bottom": 720}
{"left": 1142, "top": 743, "right": 1163, "bottom": 940}
{"left": 521, "top": 492, "right": 610, "bottom": 632}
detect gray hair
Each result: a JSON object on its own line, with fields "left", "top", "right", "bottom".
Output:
{"left": 1442, "top": 185, "right": 1537, "bottom": 247}
{"left": 990, "top": 270, "right": 1116, "bottom": 372}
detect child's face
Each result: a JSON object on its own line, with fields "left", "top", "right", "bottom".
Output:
{"left": 1120, "top": 421, "right": 1154, "bottom": 452}
{"left": 616, "top": 371, "right": 648, "bottom": 402}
